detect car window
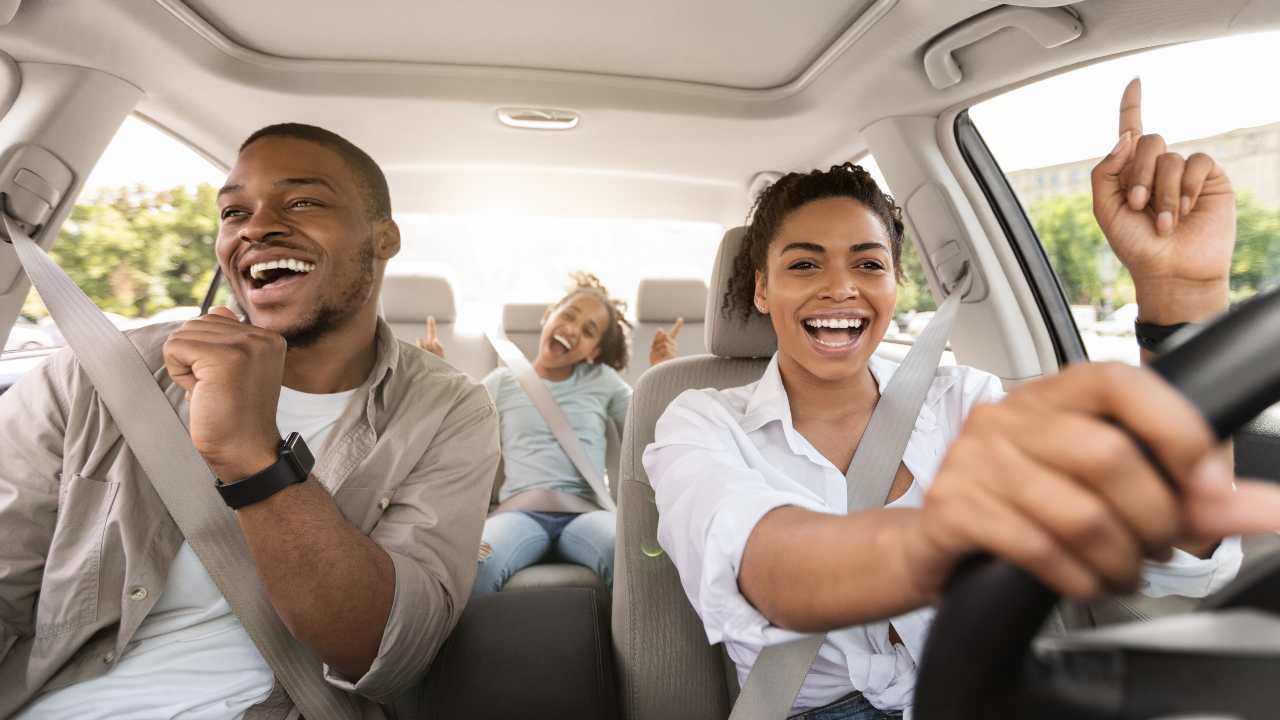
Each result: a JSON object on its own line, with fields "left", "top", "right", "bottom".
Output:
{"left": 5, "top": 115, "right": 224, "bottom": 358}
{"left": 968, "top": 30, "right": 1280, "bottom": 365}
{"left": 859, "top": 155, "right": 937, "bottom": 345}
{"left": 389, "top": 215, "right": 723, "bottom": 325}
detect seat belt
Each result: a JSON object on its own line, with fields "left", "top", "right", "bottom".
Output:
{"left": 484, "top": 330, "right": 617, "bottom": 512}
{"left": 4, "top": 216, "right": 358, "bottom": 720}
{"left": 728, "top": 268, "right": 968, "bottom": 720}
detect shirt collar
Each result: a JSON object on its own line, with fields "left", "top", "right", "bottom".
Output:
{"left": 356, "top": 318, "right": 399, "bottom": 426}
{"left": 741, "top": 351, "right": 956, "bottom": 440}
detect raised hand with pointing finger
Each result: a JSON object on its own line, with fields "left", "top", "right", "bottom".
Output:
{"left": 1092, "top": 78, "right": 1234, "bottom": 327}
{"left": 649, "top": 317, "right": 683, "bottom": 366}
{"left": 417, "top": 315, "right": 445, "bottom": 358}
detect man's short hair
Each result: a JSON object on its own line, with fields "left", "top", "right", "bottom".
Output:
{"left": 240, "top": 123, "right": 392, "bottom": 221}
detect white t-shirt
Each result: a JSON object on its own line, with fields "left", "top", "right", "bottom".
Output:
{"left": 18, "top": 385, "right": 356, "bottom": 719}
{"left": 643, "top": 354, "right": 1243, "bottom": 717}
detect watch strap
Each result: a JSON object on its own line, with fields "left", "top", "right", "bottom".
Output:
{"left": 1134, "top": 321, "right": 1200, "bottom": 353}
{"left": 216, "top": 432, "right": 314, "bottom": 509}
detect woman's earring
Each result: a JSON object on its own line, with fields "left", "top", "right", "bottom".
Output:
{"left": 755, "top": 301, "right": 767, "bottom": 314}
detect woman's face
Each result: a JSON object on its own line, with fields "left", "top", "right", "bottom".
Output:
{"left": 754, "top": 196, "right": 897, "bottom": 385}
{"left": 537, "top": 292, "right": 611, "bottom": 370}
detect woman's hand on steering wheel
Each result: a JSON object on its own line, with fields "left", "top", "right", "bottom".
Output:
{"left": 901, "top": 362, "right": 1280, "bottom": 604}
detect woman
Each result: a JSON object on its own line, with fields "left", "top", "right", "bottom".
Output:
{"left": 642, "top": 83, "right": 1275, "bottom": 719}
{"left": 424, "top": 272, "right": 679, "bottom": 594}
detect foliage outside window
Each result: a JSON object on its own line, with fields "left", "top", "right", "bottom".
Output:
{"left": 970, "top": 31, "right": 1280, "bottom": 364}
{"left": 21, "top": 184, "right": 219, "bottom": 320}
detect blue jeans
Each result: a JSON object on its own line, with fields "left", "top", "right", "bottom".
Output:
{"left": 471, "top": 510, "right": 615, "bottom": 596}
{"left": 788, "top": 692, "right": 903, "bottom": 720}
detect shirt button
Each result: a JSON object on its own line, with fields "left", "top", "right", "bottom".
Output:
{"left": 102, "top": 652, "right": 115, "bottom": 664}
{"left": 378, "top": 497, "right": 390, "bottom": 510}
{"left": 129, "top": 586, "right": 148, "bottom": 601}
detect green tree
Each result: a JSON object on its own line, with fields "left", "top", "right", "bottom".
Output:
{"left": 1027, "top": 193, "right": 1113, "bottom": 306}
{"left": 1026, "top": 191, "right": 1280, "bottom": 311}
{"left": 895, "top": 231, "right": 937, "bottom": 315}
{"left": 1229, "top": 192, "right": 1280, "bottom": 302}
{"left": 21, "top": 183, "right": 219, "bottom": 319}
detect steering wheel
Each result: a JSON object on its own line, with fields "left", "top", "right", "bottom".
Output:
{"left": 914, "top": 287, "right": 1280, "bottom": 720}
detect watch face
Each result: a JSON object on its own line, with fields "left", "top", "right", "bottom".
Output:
{"left": 282, "top": 432, "right": 315, "bottom": 477}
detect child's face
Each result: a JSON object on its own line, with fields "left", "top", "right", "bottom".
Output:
{"left": 537, "top": 292, "right": 612, "bottom": 370}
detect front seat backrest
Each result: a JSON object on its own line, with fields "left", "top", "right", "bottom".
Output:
{"left": 627, "top": 278, "right": 709, "bottom": 386}
{"left": 614, "top": 227, "right": 775, "bottom": 720}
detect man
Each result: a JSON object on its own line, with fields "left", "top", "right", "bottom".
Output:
{"left": 0, "top": 124, "right": 499, "bottom": 718}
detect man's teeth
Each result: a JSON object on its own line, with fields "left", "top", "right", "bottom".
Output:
{"left": 804, "top": 318, "right": 864, "bottom": 329}
{"left": 249, "top": 259, "right": 316, "bottom": 280}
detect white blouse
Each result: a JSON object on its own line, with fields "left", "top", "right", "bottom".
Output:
{"left": 642, "top": 354, "right": 1242, "bottom": 716}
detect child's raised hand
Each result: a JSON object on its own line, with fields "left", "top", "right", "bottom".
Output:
{"left": 417, "top": 316, "right": 445, "bottom": 358}
{"left": 649, "top": 317, "right": 683, "bottom": 366}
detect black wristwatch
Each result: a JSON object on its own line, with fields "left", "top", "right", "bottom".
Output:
{"left": 1134, "top": 321, "right": 1201, "bottom": 353}
{"left": 215, "top": 432, "right": 314, "bottom": 510}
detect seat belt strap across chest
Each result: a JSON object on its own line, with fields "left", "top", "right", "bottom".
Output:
{"left": 485, "top": 330, "right": 617, "bottom": 512}
{"left": 5, "top": 216, "right": 357, "bottom": 720}
{"left": 728, "top": 270, "right": 967, "bottom": 720}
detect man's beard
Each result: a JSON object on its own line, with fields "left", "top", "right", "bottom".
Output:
{"left": 281, "top": 235, "right": 376, "bottom": 349}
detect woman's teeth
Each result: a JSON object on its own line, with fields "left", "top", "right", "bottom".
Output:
{"left": 804, "top": 317, "right": 865, "bottom": 349}
{"left": 804, "top": 318, "right": 864, "bottom": 329}
{"left": 553, "top": 334, "right": 572, "bottom": 352}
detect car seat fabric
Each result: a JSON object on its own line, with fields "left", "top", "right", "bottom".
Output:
{"left": 500, "top": 302, "right": 549, "bottom": 361}
{"left": 614, "top": 227, "right": 768, "bottom": 720}
{"left": 627, "top": 278, "right": 709, "bottom": 386}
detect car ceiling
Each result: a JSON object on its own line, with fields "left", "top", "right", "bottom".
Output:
{"left": 1, "top": 0, "right": 1277, "bottom": 224}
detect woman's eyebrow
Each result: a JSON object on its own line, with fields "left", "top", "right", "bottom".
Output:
{"left": 779, "top": 241, "right": 888, "bottom": 254}
{"left": 851, "top": 241, "right": 890, "bottom": 253}
{"left": 779, "top": 241, "right": 826, "bottom": 254}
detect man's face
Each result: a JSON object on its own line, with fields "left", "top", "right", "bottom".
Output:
{"left": 755, "top": 196, "right": 898, "bottom": 384}
{"left": 216, "top": 136, "right": 389, "bottom": 346}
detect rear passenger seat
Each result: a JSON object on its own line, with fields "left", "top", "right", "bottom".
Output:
{"left": 381, "top": 272, "right": 496, "bottom": 380}
{"left": 626, "top": 278, "right": 708, "bottom": 386}
{"left": 499, "top": 302, "right": 550, "bottom": 361}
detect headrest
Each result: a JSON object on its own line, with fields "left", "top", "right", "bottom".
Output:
{"left": 636, "top": 278, "right": 707, "bottom": 323}
{"left": 381, "top": 273, "right": 457, "bottom": 323}
{"left": 502, "top": 302, "right": 551, "bottom": 333}
{"left": 706, "top": 226, "right": 776, "bottom": 358}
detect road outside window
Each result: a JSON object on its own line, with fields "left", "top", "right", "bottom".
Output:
{"left": 970, "top": 31, "right": 1280, "bottom": 365}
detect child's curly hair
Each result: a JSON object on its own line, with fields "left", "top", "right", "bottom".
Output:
{"left": 725, "top": 163, "right": 905, "bottom": 321}
{"left": 552, "top": 271, "right": 633, "bottom": 371}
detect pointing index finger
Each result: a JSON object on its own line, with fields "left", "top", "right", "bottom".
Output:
{"left": 670, "top": 317, "right": 684, "bottom": 338}
{"left": 426, "top": 315, "right": 437, "bottom": 341}
{"left": 1119, "top": 77, "right": 1143, "bottom": 140}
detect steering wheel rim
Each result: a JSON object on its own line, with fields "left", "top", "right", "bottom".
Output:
{"left": 914, "top": 286, "right": 1280, "bottom": 720}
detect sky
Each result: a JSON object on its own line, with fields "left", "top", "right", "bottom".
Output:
{"left": 969, "top": 30, "right": 1280, "bottom": 172}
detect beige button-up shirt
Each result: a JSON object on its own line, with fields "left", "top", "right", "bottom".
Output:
{"left": 0, "top": 319, "right": 500, "bottom": 718}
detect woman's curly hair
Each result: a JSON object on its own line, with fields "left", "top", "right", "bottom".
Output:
{"left": 553, "top": 271, "right": 634, "bottom": 372}
{"left": 724, "top": 163, "right": 905, "bottom": 321}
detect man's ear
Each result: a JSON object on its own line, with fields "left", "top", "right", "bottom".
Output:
{"left": 373, "top": 218, "right": 401, "bottom": 260}
{"left": 753, "top": 270, "right": 768, "bottom": 314}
